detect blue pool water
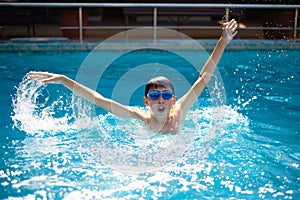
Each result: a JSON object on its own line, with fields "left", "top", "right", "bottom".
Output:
{"left": 0, "top": 42, "right": 299, "bottom": 199}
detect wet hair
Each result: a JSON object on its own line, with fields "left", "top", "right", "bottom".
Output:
{"left": 144, "top": 76, "right": 175, "bottom": 97}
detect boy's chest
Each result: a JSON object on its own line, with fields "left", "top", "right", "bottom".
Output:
{"left": 147, "top": 112, "right": 181, "bottom": 134}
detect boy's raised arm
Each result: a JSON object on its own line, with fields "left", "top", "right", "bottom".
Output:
{"left": 29, "top": 71, "right": 146, "bottom": 120}
{"left": 178, "top": 19, "right": 238, "bottom": 115}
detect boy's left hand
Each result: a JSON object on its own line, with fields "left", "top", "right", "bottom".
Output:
{"left": 221, "top": 19, "right": 238, "bottom": 44}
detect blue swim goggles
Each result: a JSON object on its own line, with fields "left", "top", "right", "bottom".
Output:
{"left": 147, "top": 90, "right": 173, "bottom": 100}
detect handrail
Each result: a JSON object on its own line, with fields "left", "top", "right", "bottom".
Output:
{"left": 1, "top": 3, "right": 300, "bottom": 41}
{"left": 0, "top": 3, "right": 300, "bottom": 9}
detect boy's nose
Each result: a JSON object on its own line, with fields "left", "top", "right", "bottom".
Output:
{"left": 158, "top": 96, "right": 164, "bottom": 104}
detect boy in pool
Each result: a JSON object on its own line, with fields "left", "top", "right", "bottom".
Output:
{"left": 29, "top": 19, "right": 238, "bottom": 134}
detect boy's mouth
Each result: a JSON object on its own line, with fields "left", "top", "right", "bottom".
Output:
{"left": 158, "top": 106, "right": 165, "bottom": 112}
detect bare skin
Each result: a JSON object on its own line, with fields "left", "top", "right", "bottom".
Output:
{"left": 29, "top": 19, "right": 238, "bottom": 134}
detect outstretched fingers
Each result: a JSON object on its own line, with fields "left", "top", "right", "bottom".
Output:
{"left": 228, "top": 19, "right": 238, "bottom": 35}
{"left": 222, "top": 19, "right": 238, "bottom": 42}
{"left": 28, "top": 71, "right": 59, "bottom": 84}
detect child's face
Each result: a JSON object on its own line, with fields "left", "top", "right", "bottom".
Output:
{"left": 144, "top": 86, "right": 176, "bottom": 118}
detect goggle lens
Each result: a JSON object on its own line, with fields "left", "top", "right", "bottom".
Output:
{"left": 147, "top": 90, "right": 173, "bottom": 100}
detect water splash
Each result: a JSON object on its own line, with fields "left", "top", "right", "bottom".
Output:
{"left": 11, "top": 74, "right": 75, "bottom": 135}
{"left": 11, "top": 74, "right": 249, "bottom": 173}
{"left": 9, "top": 74, "right": 266, "bottom": 199}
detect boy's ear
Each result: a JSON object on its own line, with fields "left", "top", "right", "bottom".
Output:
{"left": 144, "top": 97, "right": 149, "bottom": 106}
{"left": 172, "top": 95, "right": 177, "bottom": 104}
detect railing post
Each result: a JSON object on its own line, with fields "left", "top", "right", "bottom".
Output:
{"left": 79, "top": 6, "right": 83, "bottom": 42}
{"left": 153, "top": 7, "right": 157, "bottom": 40}
{"left": 293, "top": 8, "right": 298, "bottom": 40}
{"left": 225, "top": 7, "right": 229, "bottom": 22}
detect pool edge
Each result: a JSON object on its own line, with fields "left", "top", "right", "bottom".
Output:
{"left": 1, "top": 39, "right": 300, "bottom": 52}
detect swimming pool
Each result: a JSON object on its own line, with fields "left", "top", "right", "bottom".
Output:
{"left": 0, "top": 39, "right": 299, "bottom": 199}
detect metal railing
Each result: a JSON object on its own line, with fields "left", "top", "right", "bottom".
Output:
{"left": 0, "top": 2, "right": 299, "bottom": 41}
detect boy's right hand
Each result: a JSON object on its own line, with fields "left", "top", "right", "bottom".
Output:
{"left": 28, "top": 71, "right": 65, "bottom": 84}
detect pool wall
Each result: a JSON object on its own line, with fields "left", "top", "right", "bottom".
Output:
{"left": 1, "top": 39, "right": 300, "bottom": 52}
